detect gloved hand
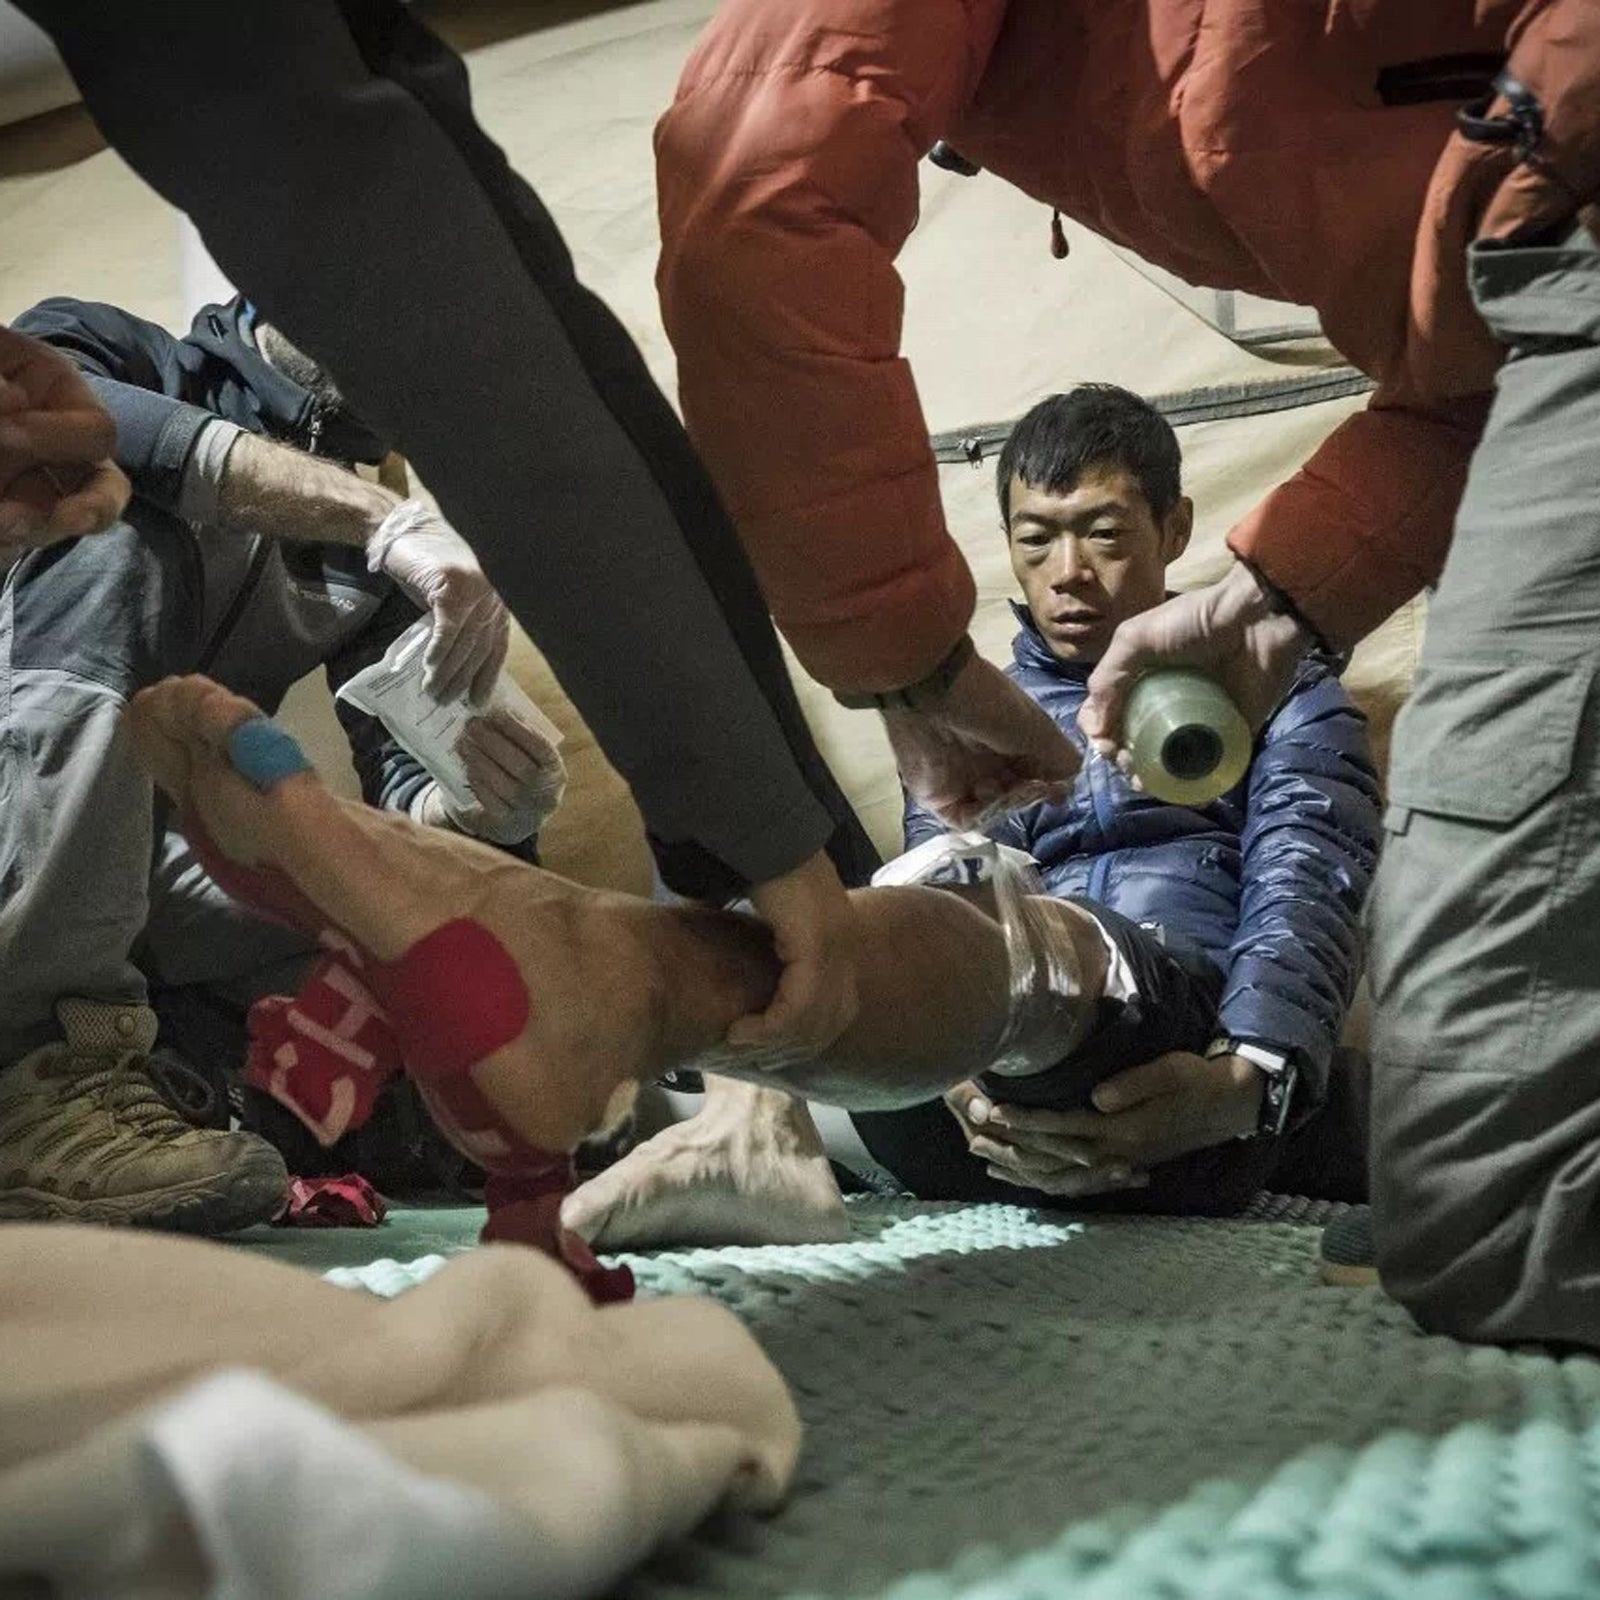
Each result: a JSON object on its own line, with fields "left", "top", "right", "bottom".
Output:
{"left": 367, "top": 499, "right": 510, "bottom": 705}
{"left": 417, "top": 702, "right": 567, "bottom": 845}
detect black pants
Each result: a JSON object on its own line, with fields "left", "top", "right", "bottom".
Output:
{"left": 853, "top": 906, "right": 1367, "bottom": 1215}
{"left": 20, "top": 0, "right": 880, "bottom": 901}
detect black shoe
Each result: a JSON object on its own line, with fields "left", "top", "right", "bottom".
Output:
{"left": 1318, "top": 1204, "right": 1379, "bottom": 1287}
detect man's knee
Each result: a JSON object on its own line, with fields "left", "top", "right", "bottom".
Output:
{"left": 8, "top": 518, "right": 202, "bottom": 695}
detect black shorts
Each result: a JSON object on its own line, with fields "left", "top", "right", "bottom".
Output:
{"left": 974, "top": 900, "right": 1223, "bottom": 1113}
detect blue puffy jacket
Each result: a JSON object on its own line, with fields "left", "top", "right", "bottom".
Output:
{"left": 904, "top": 604, "right": 1382, "bottom": 1108}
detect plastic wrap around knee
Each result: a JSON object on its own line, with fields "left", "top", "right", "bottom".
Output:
{"left": 873, "top": 833, "right": 1087, "bottom": 1079}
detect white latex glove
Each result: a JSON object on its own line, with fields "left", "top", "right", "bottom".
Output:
{"left": 367, "top": 499, "right": 510, "bottom": 704}
{"left": 418, "top": 703, "right": 567, "bottom": 845}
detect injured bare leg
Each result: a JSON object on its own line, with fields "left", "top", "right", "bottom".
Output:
{"left": 127, "top": 677, "right": 1105, "bottom": 1188}
{"left": 565, "top": 847, "right": 1112, "bottom": 1250}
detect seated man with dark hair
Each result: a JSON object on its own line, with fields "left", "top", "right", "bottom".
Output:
{"left": 852, "top": 385, "right": 1380, "bottom": 1210}
{"left": 562, "top": 385, "right": 1382, "bottom": 1243}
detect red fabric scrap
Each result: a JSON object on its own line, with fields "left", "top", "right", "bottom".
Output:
{"left": 274, "top": 1174, "right": 388, "bottom": 1229}
{"left": 483, "top": 1169, "right": 635, "bottom": 1304}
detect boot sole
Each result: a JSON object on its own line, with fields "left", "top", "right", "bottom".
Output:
{"left": 0, "top": 1146, "right": 288, "bottom": 1235}
{"left": 1319, "top": 1260, "right": 1381, "bottom": 1289}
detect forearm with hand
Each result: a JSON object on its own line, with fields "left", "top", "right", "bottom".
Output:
{"left": 945, "top": 1049, "right": 1266, "bottom": 1199}
{"left": 0, "top": 324, "right": 129, "bottom": 554}
{"left": 212, "top": 430, "right": 510, "bottom": 703}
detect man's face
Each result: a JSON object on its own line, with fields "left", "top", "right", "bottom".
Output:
{"left": 1006, "top": 465, "right": 1191, "bottom": 664}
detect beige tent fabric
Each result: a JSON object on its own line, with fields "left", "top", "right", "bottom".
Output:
{"left": 0, "top": 0, "right": 1424, "bottom": 893}
{"left": 0, "top": 1226, "right": 799, "bottom": 1598}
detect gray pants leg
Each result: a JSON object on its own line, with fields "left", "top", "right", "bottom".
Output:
{"left": 1369, "top": 224, "right": 1600, "bottom": 1346}
{"left": 0, "top": 519, "right": 203, "bottom": 1064}
{"left": 142, "top": 828, "right": 319, "bottom": 1004}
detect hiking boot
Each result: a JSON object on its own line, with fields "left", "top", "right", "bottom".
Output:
{"left": 0, "top": 998, "right": 288, "bottom": 1234}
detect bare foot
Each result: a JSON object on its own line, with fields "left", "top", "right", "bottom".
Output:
{"left": 562, "top": 1080, "right": 849, "bottom": 1250}
{"left": 126, "top": 676, "right": 664, "bottom": 1154}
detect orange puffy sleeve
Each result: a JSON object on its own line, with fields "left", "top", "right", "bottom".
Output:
{"left": 656, "top": 0, "right": 1008, "bottom": 692}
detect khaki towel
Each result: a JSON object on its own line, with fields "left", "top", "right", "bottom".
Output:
{"left": 0, "top": 1227, "right": 799, "bottom": 1599}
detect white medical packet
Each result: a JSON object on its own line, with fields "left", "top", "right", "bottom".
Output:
{"left": 334, "top": 617, "right": 564, "bottom": 814}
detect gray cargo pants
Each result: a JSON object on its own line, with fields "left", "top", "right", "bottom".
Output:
{"left": 1370, "top": 222, "right": 1600, "bottom": 1347}
{"left": 0, "top": 518, "right": 315, "bottom": 1066}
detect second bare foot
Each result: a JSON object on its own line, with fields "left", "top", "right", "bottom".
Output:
{"left": 562, "top": 1080, "right": 849, "bottom": 1251}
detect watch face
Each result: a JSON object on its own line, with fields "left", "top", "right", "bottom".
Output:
{"left": 1259, "top": 1064, "right": 1297, "bottom": 1139}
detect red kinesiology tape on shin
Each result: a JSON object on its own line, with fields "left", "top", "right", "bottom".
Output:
{"left": 219, "top": 864, "right": 627, "bottom": 1302}
{"left": 368, "top": 919, "right": 530, "bottom": 1076}
{"left": 247, "top": 950, "right": 404, "bottom": 1146}
{"left": 247, "top": 920, "right": 530, "bottom": 1155}
{"left": 369, "top": 922, "right": 633, "bottom": 1301}
{"left": 416, "top": 1076, "right": 635, "bottom": 1303}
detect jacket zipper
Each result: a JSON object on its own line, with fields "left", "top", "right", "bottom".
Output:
{"left": 1376, "top": 54, "right": 1504, "bottom": 108}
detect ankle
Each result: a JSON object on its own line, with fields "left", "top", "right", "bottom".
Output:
{"left": 648, "top": 903, "right": 779, "bottom": 1063}
{"left": 699, "top": 1076, "right": 822, "bottom": 1149}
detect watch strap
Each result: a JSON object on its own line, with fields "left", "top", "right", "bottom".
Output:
{"left": 1207, "top": 1037, "right": 1297, "bottom": 1139}
{"left": 833, "top": 634, "right": 976, "bottom": 713}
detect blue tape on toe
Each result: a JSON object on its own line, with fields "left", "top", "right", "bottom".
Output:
{"left": 227, "top": 718, "right": 312, "bottom": 791}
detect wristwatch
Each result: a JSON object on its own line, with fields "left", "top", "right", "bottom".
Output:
{"left": 1206, "top": 1037, "right": 1298, "bottom": 1139}
{"left": 832, "top": 634, "right": 977, "bottom": 714}
{"left": 1236, "top": 556, "right": 1331, "bottom": 656}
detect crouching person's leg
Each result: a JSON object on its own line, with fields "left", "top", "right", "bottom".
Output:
{"left": 0, "top": 524, "right": 287, "bottom": 1233}
{"left": 1370, "top": 223, "right": 1600, "bottom": 1349}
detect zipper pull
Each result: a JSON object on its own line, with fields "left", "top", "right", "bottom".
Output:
{"left": 1050, "top": 209, "right": 1070, "bottom": 260}
{"left": 307, "top": 402, "right": 325, "bottom": 457}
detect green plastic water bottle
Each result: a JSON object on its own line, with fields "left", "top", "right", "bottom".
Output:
{"left": 1122, "top": 669, "right": 1250, "bottom": 806}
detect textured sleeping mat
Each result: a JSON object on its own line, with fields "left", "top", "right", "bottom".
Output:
{"left": 306, "top": 1199, "right": 1600, "bottom": 1599}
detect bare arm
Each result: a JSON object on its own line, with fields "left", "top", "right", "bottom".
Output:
{"left": 211, "top": 427, "right": 398, "bottom": 548}
{"left": 207, "top": 427, "right": 508, "bottom": 702}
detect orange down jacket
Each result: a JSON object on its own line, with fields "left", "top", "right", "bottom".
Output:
{"left": 656, "top": 0, "right": 1599, "bottom": 691}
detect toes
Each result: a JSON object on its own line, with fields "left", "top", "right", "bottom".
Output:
{"left": 561, "top": 1166, "right": 637, "bottom": 1246}
{"left": 188, "top": 675, "right": 269, "bottom": 752}
{"left": 128, "top": 676, "right": 313, "bottom": 808}
{"left": 128, "top": 675, "right": 258, "bottom": 790}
